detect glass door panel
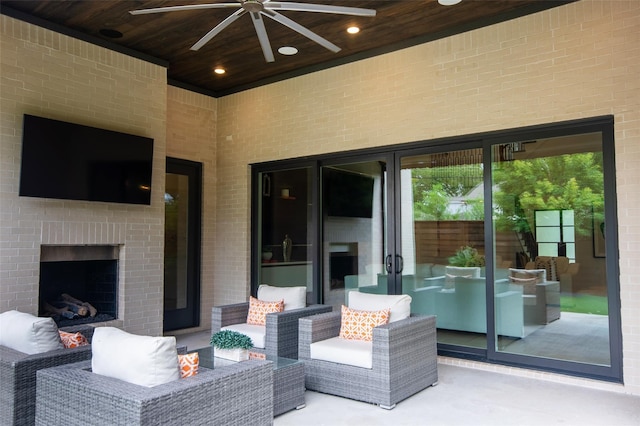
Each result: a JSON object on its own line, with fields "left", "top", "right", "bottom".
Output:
{"left": 321, "top": 160, "right": 388, "bottom": 311}
{"left": 164, "top": 158, "right": 201, "bottom": 331}
{"left": 491, "top": 133, "right": 611, "bottom": 366}
{"left": 257, "top": 168, "right": 313, "bottom": 298}
{"left": 399, "top": 148, "right": 486, "bottom": 349}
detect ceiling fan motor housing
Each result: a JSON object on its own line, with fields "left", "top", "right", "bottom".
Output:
{"left": 242, "top": 1, "right": 264, "bottom": 13}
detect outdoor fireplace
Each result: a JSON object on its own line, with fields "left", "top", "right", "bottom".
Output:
{"left": 329, "top": 243, "right": 358, "bottom": 290}
{"left": 39, "top": 245, "right": 119, "bottom": 326}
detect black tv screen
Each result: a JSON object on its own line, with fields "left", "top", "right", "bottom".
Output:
{"left": 323, "top": 168, "right": 374, "bottom": 218}
{"left": 19, "top": 114, "right": 154, "bottom": 205}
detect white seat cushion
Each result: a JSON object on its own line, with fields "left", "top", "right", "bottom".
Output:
{"left": 0, "top": 310, "right": 63, "bottom": 355}
{"left": 347, "top": 291, "right": 411, "bottom": 323}
{"left": 221, "top": 323, "right": 266, "bottom": 349}
{"left": 91, "top": 327, "right": 179, "bottom": 387}
{"left": 258, "top": 284, "right": 306, "bottom": 310}
{"left": 310, "top": 336, "right": 373, "bottom": 369}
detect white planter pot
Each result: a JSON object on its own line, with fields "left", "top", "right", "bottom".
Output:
{"left": 213, "top": 347, "right": 249, "bottom": 362}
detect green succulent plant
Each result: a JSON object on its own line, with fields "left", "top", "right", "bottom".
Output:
{"left": 448, "top": 246, "right": 485, "bottom": 267}
{"left": 210, "top": 330, "right": 253, "bottom": 350}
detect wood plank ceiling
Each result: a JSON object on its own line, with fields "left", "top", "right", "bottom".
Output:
{"left": 1, "top": 1, "right": 573, "bottom": 97}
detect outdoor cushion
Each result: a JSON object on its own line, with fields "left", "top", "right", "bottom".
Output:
{"left": 347, "top": 291, "right": 411, "bottom": 323}
{"left": 91, "top": 327, "right": 179, "bottom": 387}
{"left": 178, "top": 352, "right": 199, "bottom": 378}
{"left": 58, "top": 330, "right": 89, "bottom": 348}
{"left": 339, "top": 305, "right": 390, "bottom": 341}
{"left": 310, "top": 336, "right": 373, "bottom": 369}
{"left": 246, "top": 296, "right": 284, "bottom": 326}
{"left": 0, "top": 310, "right": 63, "bottom": 355}
{"left": 445, "top": 266, "right": 482, "bottom": 289}
{"left": 221, "top": 323, "right": 266, "bottom": 348}
{"left": 258, "top": 284, "right": 306, "bottom": 310}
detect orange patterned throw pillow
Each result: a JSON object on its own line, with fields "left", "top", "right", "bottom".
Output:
{"left": 246, "top": 296, "right": 284, "bottom": 326}
{"left": 58, "top": 330, "right": 89, "bottom": 348}
{"left": 178, "top": 352, "right": 199, "bottom": 378}
{"left": 339, "top": 305, "right": 390, "bottom": 341}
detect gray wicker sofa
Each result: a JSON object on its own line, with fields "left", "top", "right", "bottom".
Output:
{"left": 35, "top": 359, "right": 274, "bottom": 426}
{"left": 0, "top": 324, "right": 95, "bottom": 426}
{"left": 212, "top": 303, "right": 331, "bottom": 359}
{"left": 299, "top": 312, "right": 438, "bottom": 409}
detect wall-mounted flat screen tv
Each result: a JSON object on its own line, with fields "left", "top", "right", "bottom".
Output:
{"left": 19, "top": 114, "right": 154, "bottom": 205}
{"left": 323, "top": 168, "right": 374, "bottom": 218}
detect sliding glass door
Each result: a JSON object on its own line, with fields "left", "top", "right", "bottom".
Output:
{"left": 490, "top": 132, "right": 616, "bottom": 371}
{"left": 320, "top": 158, "right": 390, "bottom": 310}
{"left": 251, "top": 116, "right": 621, "bottom": 382}
{"left": 255, "top": 166, "right": 314, "bottom": 301}
{"left": 397, "top": 147, "right": 487, "bottom": 350}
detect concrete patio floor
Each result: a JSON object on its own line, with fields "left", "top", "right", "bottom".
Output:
{"left": 175, "top": 330, "right": 640, "bottom": 426}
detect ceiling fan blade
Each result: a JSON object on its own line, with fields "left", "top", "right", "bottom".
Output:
{"left": 130, "top": 3, "right": 241, "bottom": 15}
{"left": 264, "top": 10, "right": 340, "bottom": 53}
{"left": 250, "top": 12, "right": 275, "bottom": 63}
{"left": 191, "top": 9, "right": 247, "bottom": 51}
{"left": 266, "top": 2, "right": 376, "bottom": 17}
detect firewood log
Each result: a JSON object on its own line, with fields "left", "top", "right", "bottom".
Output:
{"left": 43, "top": 302, "right": 77, "bottom": 319}
{"left": 51, "top": 300, "right": 88, "bottom": 317}
{"left": 61, "top": 293, "right": 98, "bottom": 317}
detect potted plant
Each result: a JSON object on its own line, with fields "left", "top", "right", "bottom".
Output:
{"left": 210, "top": 330, "right": 253, "bottom": 361}
{"left": 448, "top": 246, "right": 486, "bottom": 267}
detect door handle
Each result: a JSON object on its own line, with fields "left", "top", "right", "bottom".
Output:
{"left": 385, "top": 254, "right": 393, "bottom": 274}
{"left": 395, "top": 255, "right": 404, "bottom": 274}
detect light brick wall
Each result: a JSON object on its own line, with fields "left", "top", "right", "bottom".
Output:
{"left": 0, "top": 15, "right": 167, "bottom": 336}
{"left": 215, "top": 1, "right": 640, "bottom": 393}
{"left": 165, "top": 86, "right": 217, "bottom": 333}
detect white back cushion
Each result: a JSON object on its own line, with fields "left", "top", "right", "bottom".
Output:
{"left": 0, "top": 310, "right": 63, "bottom": 355}
{"left": 91, "top": 327, "right": 179, "bottom": 387}
{"left": 347, "top": 291, "right": 411, "bottom": 323}
{"left": 258, "top": 284, "right": 306, "bottom": 311}
{"left": 445, "top": 266, "right": 481, "bottom": 278}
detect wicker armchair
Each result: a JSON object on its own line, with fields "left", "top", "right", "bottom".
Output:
{"left": 0, "top": 325, "right": 95, "bottom": 426}
{"left": 299, "top": 312, "right": 438, "bottom": 409}
{"left": 35, "top": 359, "right": 274, "bottom": 426}
{"left": 212, "top": 302, "right": 331, "bottom": 359}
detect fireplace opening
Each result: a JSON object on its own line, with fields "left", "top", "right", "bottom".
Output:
{"left": 329, "top": 243, "right": 358, "bottom": 290}
{"left": 39, "top": 245, "right": 118, "bottom": 327}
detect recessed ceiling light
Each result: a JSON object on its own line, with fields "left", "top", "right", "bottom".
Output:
{"left": 278, "top": 46, "right": 298, "bottom": 56}
{"left": 438, "top": 0, "right": 462, "bottom": 5}
{"left": 347, "top": 26, "right": 360, "bottom": 34}
{"left": 214, "top": 68, "right": 225, "bottom": 75}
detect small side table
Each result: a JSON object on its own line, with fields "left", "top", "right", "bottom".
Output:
{"left": 196, "top": 346, "right": 305, "bottom": 416}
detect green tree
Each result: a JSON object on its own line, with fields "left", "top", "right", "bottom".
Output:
{"left": 492, "top": 153, "right": 604, "bottom": 236}
{"left": 414, "top": 182, "right": 449, "bottom": 220}
{"left": 412, "top": 164, "right": 484, "bottom": 220}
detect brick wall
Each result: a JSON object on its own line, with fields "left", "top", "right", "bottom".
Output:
{"left": 215, "top": 1, "right": 640, "bottom": 393}
{"left": 0, "top": 15, "right": 167, "bottom": 336}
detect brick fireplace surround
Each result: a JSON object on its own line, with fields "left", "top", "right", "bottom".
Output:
{"left": 0, "top": 14, "right": 168, "bottom": 336}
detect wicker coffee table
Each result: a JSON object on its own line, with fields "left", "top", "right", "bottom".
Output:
{"left": 195, "top": 346, "right": 305, "bottom": 416}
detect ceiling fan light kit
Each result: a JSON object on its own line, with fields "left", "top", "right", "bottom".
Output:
{"left": 129, "top": 0, "right": 376, "bottom": 64}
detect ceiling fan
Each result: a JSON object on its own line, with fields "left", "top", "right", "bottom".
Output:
{"left": 130, "top": 0, "right": 376, "bottom": 63}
